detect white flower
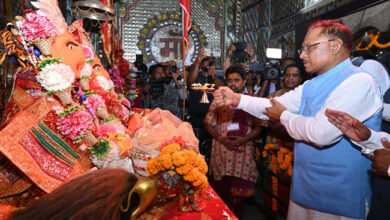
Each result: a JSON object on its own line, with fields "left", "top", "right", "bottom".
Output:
{"left": 37, "top": 63, "right": 75, "bottom": 91}
{"left": 80, "top": 63, "right": 92, "bottom": 78}
{"left": 96, "top": 75, "right": 115, "bottom": 91}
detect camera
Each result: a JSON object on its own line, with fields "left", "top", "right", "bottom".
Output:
{"left": 263, "top": 60, "right": 281, "bottom": 80}
{"left": 170, "top": 65, "right": 178, "bottom": 73}
{"left": 248, "top": 63, "right": 264, "bottom": 73}
{"left": 232, "top": 42, "right": 249, "bottom": 63}
{"left": 133, "top": 55, "right": 149, "bottom": 83}
{"left": 149, "top": 78, "right": 170, "bottom": 96}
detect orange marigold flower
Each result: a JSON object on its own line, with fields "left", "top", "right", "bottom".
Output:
{"left": 287, "top": 165, "right": 293, "bottom": 176}
{"left": 160, "top": 143, "right": 181, "bottom": 156}
{"left": 176, "top": 164, "right": 192, "bottom": 176}
{"left": 183, "top": 150, "right": 198, "bottom": 166}
{"left": 197, "top": 159, "right": 208, "bottom": 175}
{"left": 184, "top": 168, "right": 200, "bottom": 183}
{"left": 160, "top": 154, "right": 173, "bottom": 170}
{"left": 193, "top": 175, "right": 207, "bottom": 187}
{"left": 171, "top": 151, "right": 186, "bottom": 167}
{"left": 146, "top": 158, "right": 162, "bottom": 176}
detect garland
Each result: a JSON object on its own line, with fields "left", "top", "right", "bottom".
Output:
{"left": 146, "top": 143, "right": 208, "bottom": 194}
{"left": 101, "top": 115, "right": 120, "bottom": 124}
{"left": 37, "top": 57, "right": 64, "bottom": 70}
{"left": 85, "top": 58, "right": 95, "bottom": 64}
{"left": 356, "top": 30, "right": 390, "bottom": 51}
{"left": 58, "top": 105, "right": 82, "bottom": 118}
{"left": 84, "top": 90, "right": 98, "bottom": 97}
{"left": 262, "top": 143, "right": 294, "bottom": 211}
{"left": 81, "top": 76, "right": 92, "bottom": 80}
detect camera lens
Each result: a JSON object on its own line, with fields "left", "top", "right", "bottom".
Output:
{"left": 170, "top": 66, "right": 178, "bottom": 73}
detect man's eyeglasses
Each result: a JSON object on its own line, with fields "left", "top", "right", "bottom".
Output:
{"left": 298, "top": 39, "right": 335, "bottom": 55}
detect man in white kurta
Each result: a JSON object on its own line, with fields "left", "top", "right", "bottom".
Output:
{"left": 213, "top": 20, "right": 383, "bottom": 220}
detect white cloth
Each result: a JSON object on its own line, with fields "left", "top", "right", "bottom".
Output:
{"left": 244, "top": 84, "right": 261, "bottom": 95}
{"left": 269, "top": 82, "right": 276, "bottom": 94}
{"left": 360, "top": 59, "right": 390, "bottom": 96}
{"left": 383, "top": 103, "right": 390, "bottom": 122}
{"left": 237, "top": 73, "right": 383, "bottom": 147}
{"left": 355, "top": 129, "right": 390, "bottom": 176}
{"left": 287, "top": 200, "right": 366, "bottom": 220}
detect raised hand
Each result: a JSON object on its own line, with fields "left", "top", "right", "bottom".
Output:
{"left": 325, "top": 109, "right": 371, "bottom": 142}
{"left": 196, "top": 47, "right": 207, "bottom": 63}
{"left": 213, "top": 86, "right": 240, "bottom": 107}
{"left": 226, "top": 44, "right": 236, "bottom": 58}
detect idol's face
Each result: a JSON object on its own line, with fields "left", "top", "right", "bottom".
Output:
{"left": 51, "top": 32, "right": 85, "bottom": 79}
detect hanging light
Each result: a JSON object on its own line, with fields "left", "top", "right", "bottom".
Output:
{"left": 71, "top": 0, "right": 115, "bottom": 21}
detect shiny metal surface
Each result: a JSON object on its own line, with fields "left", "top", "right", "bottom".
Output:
{"left": 121, "top": 0, "right": 222, "bottom": 63}
{"left": 72, "top": 0, "right": 115, "bottom": 21}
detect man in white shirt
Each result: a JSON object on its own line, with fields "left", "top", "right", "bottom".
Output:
{"left": 213, "top": 20, "right": 382, "bottom": 220}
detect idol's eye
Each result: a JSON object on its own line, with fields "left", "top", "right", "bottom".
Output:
{"left": 66, "top": 41, "right": 79, "bottom": 50}
{"left": 93, "top": 64, "right": 101, "bottom": 71}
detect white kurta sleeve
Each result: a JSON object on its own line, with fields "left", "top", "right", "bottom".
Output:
{"left": 280, "top": 73, "right": 383, "bottom": 147}
{"left": 383, "top": 103, "right": 390, "bottom": 122}
{"left": 236, "top": 83, "right": 306, "bottom": 119}
{"left": 353, "top": 129, "right": 390, "bottom": 155}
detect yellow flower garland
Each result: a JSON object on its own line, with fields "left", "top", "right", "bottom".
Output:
{"left": 146, "top": 143, "right": 209, "bottom": 194}
{"left": 262, "top": 143, "right": 294, "bottom": 212}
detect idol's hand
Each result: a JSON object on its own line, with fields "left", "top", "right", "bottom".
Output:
{"left": 325, "top": 108, "right": 371, "bottom": 142}
{"left": 264, "top": 98, "right": 286, "bottom": 121}
{"left": 213, "top": 86, "right": 240, "bottom": 107}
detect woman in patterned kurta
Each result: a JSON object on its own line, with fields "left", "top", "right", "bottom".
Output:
{"left": 203, "top": 65, "right": 262, "bottom": 218}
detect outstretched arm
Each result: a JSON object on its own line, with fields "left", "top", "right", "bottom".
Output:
{"left": 280, "top": 73, "right": 382, "bottom": 147}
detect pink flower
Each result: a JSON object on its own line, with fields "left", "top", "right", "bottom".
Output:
{"left": 57, "top": 110, "right": 93, "bottom": 141}
{"left": 20, "top": 13, "right": 57, "bottom": 41}
{"left": 96, "top": 120, "right": 127, "bottom": 137}
{"left": 87, "top": 94, "right": 106, "bottom": 110}
{"left": 119, "top": 105, "right": 130, "bottom": 121}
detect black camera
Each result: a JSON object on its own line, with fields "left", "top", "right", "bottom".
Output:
{"left": 263, "top": 60, "right": 281, "bottom": 80}
{"left": 232, "top": 42, "right": 249, "bottom": 63}
{"left": 248, "top": 63, "right": 264, "bottom": 73}
{"left": 170, "top": 65, "right": 178, "bottom": 73}
{"left": 133, "top": 55, "right": 149, "bottom": 82}
{"left": 149, "top": 78, "right": 170, "bottom": 96}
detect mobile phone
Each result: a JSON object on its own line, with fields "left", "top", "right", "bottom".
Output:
{"left": 205, "top": 48, "right": 211, "bottom": 56}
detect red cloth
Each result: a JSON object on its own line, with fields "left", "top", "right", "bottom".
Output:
{"left": 180, "top": 0, "right": 191, "bottom": 47}
{"left": 160, "top": 186, "right": 238, "bottom": 220}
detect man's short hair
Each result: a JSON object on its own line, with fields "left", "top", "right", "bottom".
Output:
{"left": 309, "top": 19, "right": 353, "bottom": 52}
{"left": 148, "top": 63, "right": 164, "bottom": 75}
{"left": 282, "top": 57, "right": 296, "bottom": 65}
{"left": 225, "top": 65, "right": 246, "bottom": 80}
{"left": 284, "top": 63, "right": 303, "bottom": 79}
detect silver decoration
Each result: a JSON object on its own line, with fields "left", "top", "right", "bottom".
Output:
{"left": 121, "top": 0, "right": 221, "bottom": 63}
{"left": 72, "top": 0, "right": 115, "bottom": 21}
{"left": 150, "top": 25, "right": 196, "bottom": 63}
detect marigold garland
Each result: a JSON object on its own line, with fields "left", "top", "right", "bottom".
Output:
{"left": 262, "top": 143, "right": 294, "bottom": 212}
{"left": 271, "top": 154, "right": 278, "bottom": 211}
{"left": 356, "top": 30, "right": 390, "bottom": 51}
{"left": 146, "top": 142, "right": 209, "bottom": 194}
